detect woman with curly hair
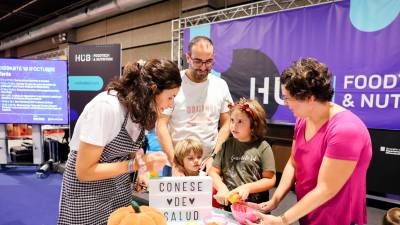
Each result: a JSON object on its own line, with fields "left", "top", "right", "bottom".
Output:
{"left": 57, "top": 59, "right": 181, "bottom": 225}
{"left": 247, "top": 58, "right": 372, "bottom": 225}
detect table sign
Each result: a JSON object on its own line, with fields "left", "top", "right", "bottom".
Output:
{"left": 149, "top": 176, "right": 212, "bottom": 224}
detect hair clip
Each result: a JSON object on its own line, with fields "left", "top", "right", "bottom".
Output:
{"left": 137, "top": 59, "right": 146, "bottom": 67}
{"left": 229, "top": 98, "right": 256, "bottom": 121}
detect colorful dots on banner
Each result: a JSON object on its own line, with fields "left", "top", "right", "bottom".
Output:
{"left": 350, "top": 0, "right": 400, "bottom": 32}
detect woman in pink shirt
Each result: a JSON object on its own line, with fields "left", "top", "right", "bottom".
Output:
{"left": 246, "top": 58, "right": 372, "bottom": 225}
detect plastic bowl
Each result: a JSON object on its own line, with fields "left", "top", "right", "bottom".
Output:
{"left": 231, "top": 203, "right": 259, "bottom": 225}
{"left": 203, "top": 215, "right": 228, "bottom": 225}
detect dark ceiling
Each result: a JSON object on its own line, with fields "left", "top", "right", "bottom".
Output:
{"left": 0, "top": 0, "right": 100, "bottom": 40}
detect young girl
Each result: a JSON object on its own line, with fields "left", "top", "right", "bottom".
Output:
{"left": 209, "top": 98, "right": 276, "bottom": 207}
{"left": 174, "top": 138, "right": 206, "bottom": 176}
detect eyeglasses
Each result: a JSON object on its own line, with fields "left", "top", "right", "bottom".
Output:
{"left": 189, "top": 56, "right": 214, "bottom": 68}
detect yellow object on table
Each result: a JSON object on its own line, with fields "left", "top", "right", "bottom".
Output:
{"left": 149, "top": 170, "right": 159, "bottom": 178}
{"left": 228, "top": 193, "right": 240, "bottom": 204}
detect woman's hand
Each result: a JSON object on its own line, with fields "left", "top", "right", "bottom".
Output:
{"left": 134, "top": 172, "right": 149, "bottom": 193}
{"left": 245, "top": 212, "right": 283, "bottom": 225}
{"left": 214, "top": 187, "right": 230, "bottom": 206}
{"left": 246, "top": 197, "right": 278, "bottom": 214}
{"left": 143, "top": 151, "right": 168, "bottom": 172}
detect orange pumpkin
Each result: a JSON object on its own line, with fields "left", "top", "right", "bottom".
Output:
{"left": 107, "top": 200, "right": 166, "bottom": 225}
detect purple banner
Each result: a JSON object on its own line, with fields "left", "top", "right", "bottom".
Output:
{"left": 184, "top": 1, "right": 400, "bottom": 130}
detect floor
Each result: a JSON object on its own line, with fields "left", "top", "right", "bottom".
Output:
{"left": 0, "top": 166, "right": 62, "bottom": 225}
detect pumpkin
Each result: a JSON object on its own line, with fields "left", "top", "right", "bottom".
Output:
{"left": 107, "top": 200, "right": 166, "bottom": 225}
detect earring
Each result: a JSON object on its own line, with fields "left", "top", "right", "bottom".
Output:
{"left": 150, "top": 84, "right": 157, "bottom": 93}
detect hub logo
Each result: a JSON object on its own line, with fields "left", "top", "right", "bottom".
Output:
{"left": 221, "top": 49, "right": 281, "bottom": 119}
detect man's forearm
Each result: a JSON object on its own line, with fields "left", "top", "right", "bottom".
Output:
{"left": 156, "top": 124, "right": 175, "bottom": 164}
{"left": 214, "top": 125, "right": 230, "bottom": 153}
{"left": 159, "top": 138, "right": 174, "bottom": 164}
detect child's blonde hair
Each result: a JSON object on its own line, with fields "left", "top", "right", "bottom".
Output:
{"left": 173, "top": 138, "right": 203, "bottom": 168}
{"left": 228, "top": 98, "right": 267, "bottom": 140}
{"left": 383, "top": 207, "right": 400, "bottom": 225}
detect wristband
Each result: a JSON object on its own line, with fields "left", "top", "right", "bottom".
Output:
{"left": 128, "top": 159, "right": 134, "bottom": 174}
{"left": 280, "top": 213, "right": 288, "bottom": 225}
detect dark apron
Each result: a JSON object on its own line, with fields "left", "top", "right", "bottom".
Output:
{"left": 58, "top": 114, "right": 144, "bottom": 225}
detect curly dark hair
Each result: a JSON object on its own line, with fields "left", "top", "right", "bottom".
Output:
{"left": 280, "top": 57, "right": 334, "bottom": 102}
{"left": 107, "top": 59, "right": 181, "bottom": 130}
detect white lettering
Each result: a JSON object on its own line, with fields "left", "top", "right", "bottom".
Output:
{"left": 344, "top": 74, "right": 399, "bottom": 90}
{"left": 344, "top": 75, "right": 354, "bottom": 89}
{"left": 250, "top": 77, "right": 256, "bottom": 99}
{"left": 274, "top": 77, "right": 284, "bottom": 105}
{"left": 355, "top": 75, "right": 368, "bottom": 89}
{"left": 368, "top": 74, "right": 382, "bottom": 89}
{"left": 258, "top": 77, "right": 269, "bottom": 104}
{"left": 383, "top": 74, "right": 398, "bottom": 89}
{"left": 75, "top": 54, "right": 91, "bottom": 62}
{"left": 361, "top": 94, "right": 400, "bottom": 109}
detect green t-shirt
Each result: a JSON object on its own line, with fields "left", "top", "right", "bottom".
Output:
{"left": 212, "top": 137, "right": 275, "bottom": 203}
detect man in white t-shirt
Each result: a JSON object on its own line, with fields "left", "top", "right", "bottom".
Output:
{"left": 157, "top": 36, "right": 233, "bottom": 175}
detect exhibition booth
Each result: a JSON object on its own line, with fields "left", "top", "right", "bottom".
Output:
{"left": 0, "top": 0, "right": 399, "bottom": 224}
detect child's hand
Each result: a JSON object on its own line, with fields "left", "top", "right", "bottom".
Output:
{"left": 230, "top": 185, "right": 250, "bottom": 202}
{"left": 214, "top": 188, "right": 230, "bottom": 206}
{"left": 228, "top": 192, "right": 241, "bottom": 204}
